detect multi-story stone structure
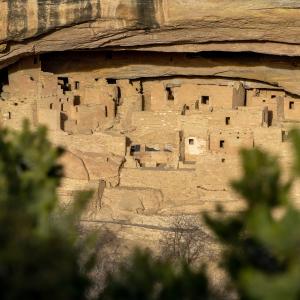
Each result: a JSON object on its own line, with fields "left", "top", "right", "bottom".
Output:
{"left": 2, "top": 0, "right": 300, "bottom": 254}
{"left": 0, "top": 52, "right": 299, "bottom": 222}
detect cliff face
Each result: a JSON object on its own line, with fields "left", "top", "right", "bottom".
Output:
{"left": 2, "top": 1, "right": 300, "bottom": 63}
{"left": 3, "top": 0, "right": 300, "bottom": 257}
{"left": 2, "top": 0, "right": 300, "bottom": 95}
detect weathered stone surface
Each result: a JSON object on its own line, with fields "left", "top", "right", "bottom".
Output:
{"left": 59, "top": 150, "right": 89, "bottom": 180}
{"left": 79, "top": 152, "right": 124, "bottom": 186}
{"left": 102, "top": 187, "right": 163, "bottom": 219}
{"left": 41, "top": 50, "right": 300, "bottom": 97}
{"left": 2, "top": 0, "right": 300, "bottom": 69}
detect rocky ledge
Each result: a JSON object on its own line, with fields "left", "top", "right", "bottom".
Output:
{"left": 1, "top": 1, "right": 300, "bottom": 60}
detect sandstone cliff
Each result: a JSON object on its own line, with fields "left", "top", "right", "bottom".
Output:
{"left": 2, "top": 1, "right": 300, "bottom": 96}
{"left": 2, "top": 1, "right": 300, "bottom": 65}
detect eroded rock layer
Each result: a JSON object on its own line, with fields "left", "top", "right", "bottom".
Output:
{"left": 2, "top": 1, "right": 300, "bottom": 68}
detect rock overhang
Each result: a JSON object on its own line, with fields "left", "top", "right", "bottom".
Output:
{"left": 1, "top": 0, "right": 300, "bottom": 94}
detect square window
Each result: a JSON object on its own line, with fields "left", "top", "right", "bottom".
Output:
{"left": 74, "top": 96, "right": 80, "bottom": 105}
{"left": 166, "top": 87, "right": 174, "bottom": 101}
{"left": 189, "top": 139, "right": 194, "bottom": 145}
{"left": 220, "top": 140, "right": 225, "bottom": 148}
{"left": 107, "top": 78, "right": 117, "bottom": 84}
{"left": 130, "top": 145, "right": 141, "bottom": 154}
{"left": 201, "top": 96, "right": 209, "bottom": 104}
{"left": 289, "top": 101, "right": 295, "bottom": 110}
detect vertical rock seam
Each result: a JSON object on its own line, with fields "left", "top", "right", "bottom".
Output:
{"left": 136, "top": 0, "right": 159, "bottom": 30}
{"left": 37, "top": 0, "right": 101, "bottom": 36}
{"left": 7, "top": 0, "right": 28, "bottom": 39}
{"left": 37, "top": 0, "right": 49, "bottom": 35}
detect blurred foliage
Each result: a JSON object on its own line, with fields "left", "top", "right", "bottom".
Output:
{"left": 100, "top": 249, "right": 213, "bottom": 300}
{"left": 3, "top": 121, "right": 300, "bottom": 300}
{"left": 102, "top": 129, "right": 300, "bottom": 300}
{"left": 159, "top": 215, "right": 214, "bottom": 266}
{"left": 0, "top": 122, "right": 94, "bottom": 300}
{"left": 205, "top": 129, "right": 300, "bottom": 300}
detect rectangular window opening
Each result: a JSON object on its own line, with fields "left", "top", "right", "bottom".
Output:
{"left": 220, "top": 140, "right": 225, "bottom": 148}
{"left": 201, "top": 96, "right": 209, "bottom": 105}
{"left": 58, "top": 77, "right": 71, "bottom": 94}
{"left": 289, "top": 101, "right": 295, "bottom": 110}
{"left": 106, "top": 78, "right": 117, "bottom": 85}
{"left": 130, "top": 145, "right": 141, "bottom": 155}
{"left": 166, "top": 87, "right": 175, "bottom": 101}
{"left": 189, "top": 138, "right": 194, "bottom": 145}
{"left": 75, "top": 81, "right": 80, "bottom": 90}
{"left": 225, "top": 117, "right": 230, "bottom": 125}
{"left": 74, "top": 96, "right": 80, "bottom": 106}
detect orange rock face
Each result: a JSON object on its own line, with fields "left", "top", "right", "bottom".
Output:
{"left": 2, "top": 1, "right": 300, "bottom": 65}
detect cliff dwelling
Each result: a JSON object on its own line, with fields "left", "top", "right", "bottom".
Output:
{"left": 1, "top": 50, "right": 299, "bottom": 216}
{"left": 2, "top": 0, "right": 300, "bottom": 253}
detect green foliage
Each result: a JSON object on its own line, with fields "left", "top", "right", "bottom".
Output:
{"left": 0, "top": 122, "right": 94, "bottom": 300}
{"left": 4, "top": 121, "right": 300, "bottom": 300}
{"left": 100, "top": 129, "right": 300, "bottom": 300}
{"left": 100, "top": 249, "right": 212, "bottom": 300}
{"left": 205, "top": 129, "right": 300, "bottom": 300}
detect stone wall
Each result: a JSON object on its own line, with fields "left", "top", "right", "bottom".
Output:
{"left": 1, "top": 49, "right": 300, "bottom": 251}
